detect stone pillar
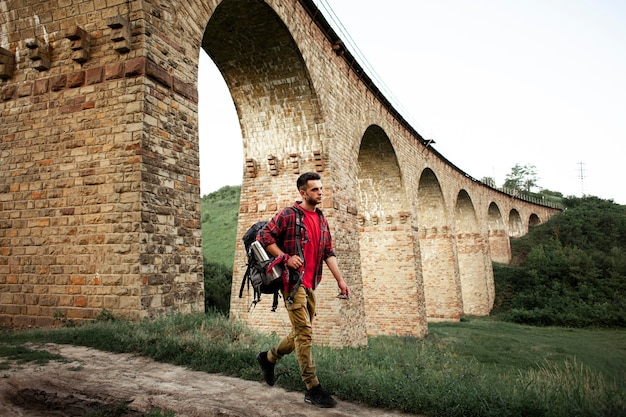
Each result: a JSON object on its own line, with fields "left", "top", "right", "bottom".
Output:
{"left": 0, "top": 1, "right": 204, "bottom": 327}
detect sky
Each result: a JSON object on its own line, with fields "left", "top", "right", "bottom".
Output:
{"left": 198, "top": 0, "right": 626, "bottom": 205}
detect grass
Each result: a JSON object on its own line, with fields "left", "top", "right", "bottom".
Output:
{"left": 430, "top": 318, "right": 625, "bottom": 378}
{"left": 0, "top": 344, "right": 65, "bottom": 370}
{"left": 201, "top": 186, "right": 240, "bottom": 267}
{"left": 1, "top": 312, "right": 624, "bottom": 417}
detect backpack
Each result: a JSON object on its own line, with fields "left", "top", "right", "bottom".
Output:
{"left": 238, "top": 220, "right": 283, "bottom": 311}
{"left": 238, "top": 208, "right": 304, "bottom": 312}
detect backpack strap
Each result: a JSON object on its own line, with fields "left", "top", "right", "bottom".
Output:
{"left": 239, "top": 263, "right": 262, "bottom": 312}
{"left": 239, "top": 244, "right": 257, "bottom": 300}
{"left": 285, "top": 206, "right": 304, "bottom": 306}
{"left": 238, "top": 256, "right": 250, "bottom": 299}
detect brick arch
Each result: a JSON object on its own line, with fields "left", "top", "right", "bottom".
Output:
{"left": 487, "top": 202, "right": 511, "bottom": 263}
{"left": 529, "top": 213, "right": 541, "bottom": 227}
{"left": 202, "top": 0, "right": 344, "bottom": 336}
{"left": 509, "top": 209, "right": 524, "bottom": 237}
{"left": 356, "top": 125, "right": 425, "bottom": 336}
{"left": 202, "top": 0, "right": 324, "bottom": 183}
{"left": 417, "top": 168, "right": 462, "bottom": 321}
{"left": 455, "top": 190, "right": 493, "bottom": 315}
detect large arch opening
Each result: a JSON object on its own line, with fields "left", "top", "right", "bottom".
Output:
{"left": 417, "top": 168, "right": 463, "bottom": 321}
{"left": 356, "top": 125, "right": 425, "bottom": 336}
{"left": 202, "top": 0, "right": 323, "bottom": 165}
{"left": 201, "top": 0, "right": 332, "bottom": 336}
{"left": 487, "top": 202, "right": 511, "bottom": 263}
{"left": 197, "top": 51, "right": 243, "bottom": 271}
{"left": 198, "top": 51, "right": 243, "bottom": 196}
{"left": 529, "top": 213, "right": 541, "bottom": 227}
{"left": 509, "top": 209, "right": 524, "bottom": 238}
{"left": 454, "top": 190, "right": 493, "bottom": 315}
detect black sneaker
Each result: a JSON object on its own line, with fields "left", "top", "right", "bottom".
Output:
{"left": 256, "top": 351, "right": 275, "bottom": 386}
{"left": 304, "top": 384, "right": 337, "bottom": 408}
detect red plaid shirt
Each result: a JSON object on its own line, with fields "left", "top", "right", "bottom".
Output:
{"left": 257, "top": 202, "right": 336, "bottom": 290}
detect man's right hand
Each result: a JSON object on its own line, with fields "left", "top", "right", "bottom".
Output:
{"left": 287, "top": 255, "right": 304, "bottom": 270}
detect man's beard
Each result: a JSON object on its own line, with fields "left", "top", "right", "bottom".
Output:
{"left": 304, "top": 195, "right": 321, "bottom": 206}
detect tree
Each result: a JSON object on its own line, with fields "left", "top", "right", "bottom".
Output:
{"left": 481, "top": 176, "right": 496, "bottom": 187}
{"left": 503, "top": 163, "right": 539, "bottom": 194}
{"left": 539, "top": 189, "right": 564, "bottom": 198}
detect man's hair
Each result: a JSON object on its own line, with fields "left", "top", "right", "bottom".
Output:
{"left": 297, "top": 172, "right": 321, "bottom": 191}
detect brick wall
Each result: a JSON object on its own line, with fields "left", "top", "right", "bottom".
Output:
{"left": 0, "top": 0, "right": 204, "bottom": 327}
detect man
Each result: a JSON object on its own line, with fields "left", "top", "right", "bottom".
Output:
{"left": 256, "top": 172, "right": 350, "bottom": 408}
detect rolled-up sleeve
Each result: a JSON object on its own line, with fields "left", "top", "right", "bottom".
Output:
{"left": 256, "top": 207, "right": 298, "bottom": 256}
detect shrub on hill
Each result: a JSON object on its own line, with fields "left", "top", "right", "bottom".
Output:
{"left": 201, "top": 185, "right": 240, "bottom": 315}
{"left": 203, "top": 259, "right": 232, "bottom": 315}
{"left": 493, "top": 196, "right": 626, "bottom": 327}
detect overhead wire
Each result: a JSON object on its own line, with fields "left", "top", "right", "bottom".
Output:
{"left": 311, "top": 0, "right": 424, "bottom": 133}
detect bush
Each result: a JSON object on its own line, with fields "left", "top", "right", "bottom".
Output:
{"left": 493, "top": 197, "right": 626, "bottom": 328}
{"left": 203, "top": 259, "right": 232, "bottom": 315}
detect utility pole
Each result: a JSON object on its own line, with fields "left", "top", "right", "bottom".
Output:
{"left": 577, "top": 161, "right": 586, "bottom": 197}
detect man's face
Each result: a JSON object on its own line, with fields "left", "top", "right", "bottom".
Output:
{"left": 301, "top": 179, "right": 323, "bottom": 206}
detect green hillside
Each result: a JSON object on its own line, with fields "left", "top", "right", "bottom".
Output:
{"left": 493, "top": 196, "right": 626, "bottom": 327}
{"left": 200, "top": 185, "right": 240, "bottom": 268}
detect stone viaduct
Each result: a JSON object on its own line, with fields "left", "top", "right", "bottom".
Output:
{"left": 0, "top": 0, "right": 559, "bottom": 346}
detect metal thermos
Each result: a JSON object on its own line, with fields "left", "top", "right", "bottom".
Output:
{"left": 250, "top": 241, "right": 281, "bottom": 279}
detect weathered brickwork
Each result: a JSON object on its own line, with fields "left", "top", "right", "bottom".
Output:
{"left": 1, "top": 0, "right": 558, "bottom": 346}
{"left": 0, "top": 0, "right": 204, "bottom": 328}
{"left": 356, "top": 125, "right": 425, "bottom": 336}
{"left": 455, "top": 191, "right": 493, "bottom": 316}
{"left": 487, "top": 202, "right": 511, "bottom": 263}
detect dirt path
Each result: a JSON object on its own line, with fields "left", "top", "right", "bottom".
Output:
{"left": 0, "top": 344, "right": 421, "bottom": 417}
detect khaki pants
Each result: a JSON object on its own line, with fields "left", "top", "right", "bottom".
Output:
{"left": 267, "top": 286, "right": 319, "bottom": 389}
